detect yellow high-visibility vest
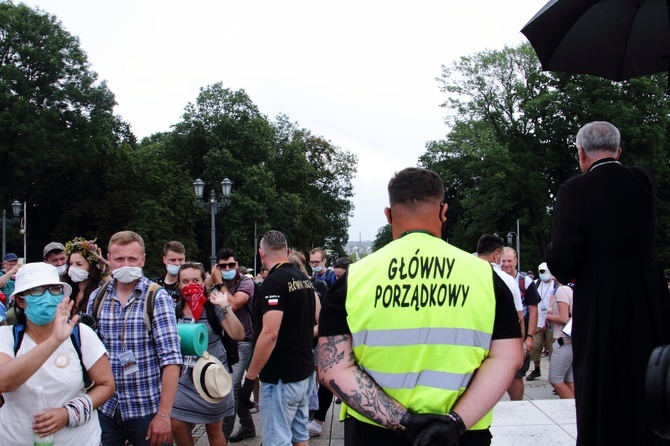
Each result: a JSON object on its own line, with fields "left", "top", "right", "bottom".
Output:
{"left": 341, "top": 231, "right": 496, "bottom": 430}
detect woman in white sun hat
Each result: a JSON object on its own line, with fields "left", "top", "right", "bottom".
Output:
{"left": 0, "top": 262, "right": 114, "bottom": 445}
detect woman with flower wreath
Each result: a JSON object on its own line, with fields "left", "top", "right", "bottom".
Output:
{"left": 63, "top": 238, "right": 110, "bottom": 316}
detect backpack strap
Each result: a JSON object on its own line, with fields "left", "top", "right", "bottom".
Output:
{"left": 12, "top": 323, "right": 25, "bottom": 355}
{"left": 70, "top": 324, "right": 94, "bottom": 390}
{"left": 13, "top": 322, "right": 93, "bottom": 390}
{"left": 94, "top": 280, "right": 160, "bottom": 337}
{"left": 93, "top": 279, "right": 113, "bottom": 324}
{"left": 143, "top": 282, "right": 161, "bottom": 337}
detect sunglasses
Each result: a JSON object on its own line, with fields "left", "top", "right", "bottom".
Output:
{"left": 23, "top": 284, "right": 64, "bottom": 297}
{"left": 217, "top": 262, "right": 237, "bottom": 270}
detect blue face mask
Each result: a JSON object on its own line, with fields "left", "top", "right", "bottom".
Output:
{"left": 24, "top": 291, "right": 63, "bottom": 325}
{"left": 222, "top": 270, "right": 237, "bottom": 281}
{"left": 312, "top": 265, "right": 324, "bottom": 273}
{"left": 166, "top": 264, "right": 180, "bottom": 276}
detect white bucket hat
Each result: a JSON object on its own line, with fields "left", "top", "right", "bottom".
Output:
{"left": 10, "top": 262, "right": 72, "bottom": 301}
{"left": 193, "top": 351, "right": 232, "bottom": 404}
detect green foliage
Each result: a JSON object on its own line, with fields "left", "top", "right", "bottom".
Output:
{"left": 423, "top": 43, "right": 670, "bottom": 269}
{"left": 162, "top": 84, "right": 357, "bottom": 266}
{"left": 372, "top": 224, "right": 393, "bottom": 251}
{"left": 0, "top": 1, "right": 119, "bottom": 258}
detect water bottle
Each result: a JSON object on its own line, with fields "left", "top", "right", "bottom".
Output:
{"left": 33, "top": 386, "right": 55, "bottom": 446}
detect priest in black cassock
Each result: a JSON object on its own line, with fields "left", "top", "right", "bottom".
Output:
{"left": 547, "top": 121, "right": 670, "bottom": 446}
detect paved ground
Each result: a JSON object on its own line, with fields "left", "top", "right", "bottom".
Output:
{"left": 188, "top": 353, "right": 562, "bottom": 445}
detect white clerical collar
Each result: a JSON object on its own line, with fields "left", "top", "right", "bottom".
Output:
{"left": 588, "top": 157, "right": 621, "bottom": 173}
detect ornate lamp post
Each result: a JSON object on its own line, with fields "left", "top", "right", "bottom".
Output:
{"left": 2, "top": 200, "right": 23, "bottom": 259}
{"left": 194, "top": 177, "right": 233, "bottom": 267}
{"left": 506, "top": 219, "right": 521, "bottom": 272}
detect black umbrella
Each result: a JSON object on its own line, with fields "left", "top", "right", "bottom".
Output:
{"left": 521, "top": 0, "right": 670, "bottom": 82}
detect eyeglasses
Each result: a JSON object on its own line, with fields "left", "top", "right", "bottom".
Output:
{"left": 23, "top": 284, "right": 64, "bottom": 297}
{"left": 217, "top": 262, "right": 237, "bottom": 270}
{"left": 309, "top": 260, "right": 323, "bottom": 266}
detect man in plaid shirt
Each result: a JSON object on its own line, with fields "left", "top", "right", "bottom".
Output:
{"left": 88, "top": 231, "right": 182, "bottom": 446}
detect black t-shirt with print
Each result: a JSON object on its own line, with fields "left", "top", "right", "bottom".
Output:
{"left": 257, "top": 262, "right": 315, "bottom": 384}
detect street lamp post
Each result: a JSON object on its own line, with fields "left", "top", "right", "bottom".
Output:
{"left": 2, "top": 200, "right": 23, "bottom": 259}
{"left": 194, "top": 177, "right": 233, "bottom": 267}
{"left": 506, "top": 218, "right": 521, "bottom": 272}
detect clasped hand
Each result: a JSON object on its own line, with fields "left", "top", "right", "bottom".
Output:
{"left": 400, "top": 412, "right": 463, "bottom": 446}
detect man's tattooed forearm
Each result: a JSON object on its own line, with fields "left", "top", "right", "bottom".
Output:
{"left": 328, "top": 367, "right": 404, "bottom": 428}
{"left": 318, "top": 335, "right": 350, "bottom": 374}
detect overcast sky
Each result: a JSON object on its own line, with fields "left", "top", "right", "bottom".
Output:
{"left": 21, "top": 0, "right": 546, "bottom": 242}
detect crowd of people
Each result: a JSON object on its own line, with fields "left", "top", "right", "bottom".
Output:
{"left": 0, "top": 121, "right": 667, "bottom": 446}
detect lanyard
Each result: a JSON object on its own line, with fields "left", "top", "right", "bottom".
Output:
{"left": 117, "top": 291, "right": 139, "bottom": 350}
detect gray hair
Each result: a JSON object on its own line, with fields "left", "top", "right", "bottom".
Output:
{"left": 576, "top": 121, "right": 620, "bottom": 155}
{"left": 260, "top": 230, "right": 288, "bottom": 254}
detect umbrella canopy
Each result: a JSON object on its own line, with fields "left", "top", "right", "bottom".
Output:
{"left": 521, "top": 0, "right": 670, "bottom": 82}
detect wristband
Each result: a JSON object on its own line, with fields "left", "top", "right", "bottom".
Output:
{"left": 446, "top": 410, "right": 467, "bottom": 436}
{"left": 64, "top": 394, "right": 93, "bottom": 427}
{"left": 157, "top": 412, "right": 170, "bottom": 419}
{"left": 526, "top": 334, "right": 534, "bottom": 338}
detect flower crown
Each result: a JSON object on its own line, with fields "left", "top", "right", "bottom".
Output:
{"left": 65, "top": 237, "right": 107, "bottom": 273}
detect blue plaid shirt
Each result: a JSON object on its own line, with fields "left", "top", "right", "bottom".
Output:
{"left": 88, "top": 276, "right": 182, "bottom": 420}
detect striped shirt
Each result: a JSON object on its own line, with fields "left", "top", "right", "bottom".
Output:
{"left": 88, "top": 276, "right": 182, "bottom": 420}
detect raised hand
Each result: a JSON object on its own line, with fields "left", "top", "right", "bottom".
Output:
{"left": 209, "top": 288, "right": 231, "bottom": 308}
{"left": 52, "top": 297, "right": 78, "bottom": 343}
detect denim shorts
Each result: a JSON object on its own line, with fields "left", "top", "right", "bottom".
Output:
{"left": 260, "top": 375, "right": 312, "bottom": 445}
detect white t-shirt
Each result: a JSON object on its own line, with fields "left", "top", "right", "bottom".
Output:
{"left": 536, "top": 280, "right": 556, "bottom": 328}
{"left": 492, "top": 263, "right": 523, "bottom": 312}
{"left": 0, "top": 323, "right": 107, "bottom": 446}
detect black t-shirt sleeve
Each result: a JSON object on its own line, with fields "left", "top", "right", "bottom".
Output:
{"left": 524, "top": 280, "right": 540, "bottom": 306}
{"left": 492, "top": 272, "right": 523, "bottom": 340}
{"left": 318, "top": 271, "right": 350, "bottom": 337}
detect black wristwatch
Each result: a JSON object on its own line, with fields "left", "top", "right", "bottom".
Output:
{"left": 394, "top": 410, "right": 413, "bottom": 437}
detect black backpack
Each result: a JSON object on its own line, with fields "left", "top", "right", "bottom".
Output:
{"left": 205, "top": 302, "right": 238, "bottom": 372}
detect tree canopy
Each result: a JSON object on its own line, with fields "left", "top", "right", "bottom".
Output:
{"left": 421, "top": 43, "right": 670, "bottom": 269}
{"left": 0, "top": 2, "right": 358, "bottom": 275}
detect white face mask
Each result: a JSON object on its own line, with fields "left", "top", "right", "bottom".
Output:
{"left": 113, "top": 266, "right": 143, "bottom": 283}
{"left": 166, "top": 264, "right": 180, "bottom": 276}
{"left": 55, "top": 264, "right": 68, "bottom": 276}
{"left": 68, "top": 266, "right": 90, "bottom": 283}
{"left": 539, "top": 272, "right": 552, "bottom": 282}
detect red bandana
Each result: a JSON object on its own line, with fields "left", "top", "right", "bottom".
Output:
{"left": 182, "top": 283, "right": 206, "bottom": 321}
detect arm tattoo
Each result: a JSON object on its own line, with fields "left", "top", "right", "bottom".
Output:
{"left": 318, "top": 335, "right": 351, "bottom": 373}
{"left": 328, "top": 368, "right": 404, "bottom": 428}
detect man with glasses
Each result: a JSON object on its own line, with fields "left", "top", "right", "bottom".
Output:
{"left": 88, "top": 230, "right": 182, "bottom": 446}
{"left": 207, "top": 248, "right": 257, "bottom": 442}
{"left": 309, "top": 247, "right": 336, "bottom": 288}
{"left": 547, "top": 121, "right": 670, "bottom": 445}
